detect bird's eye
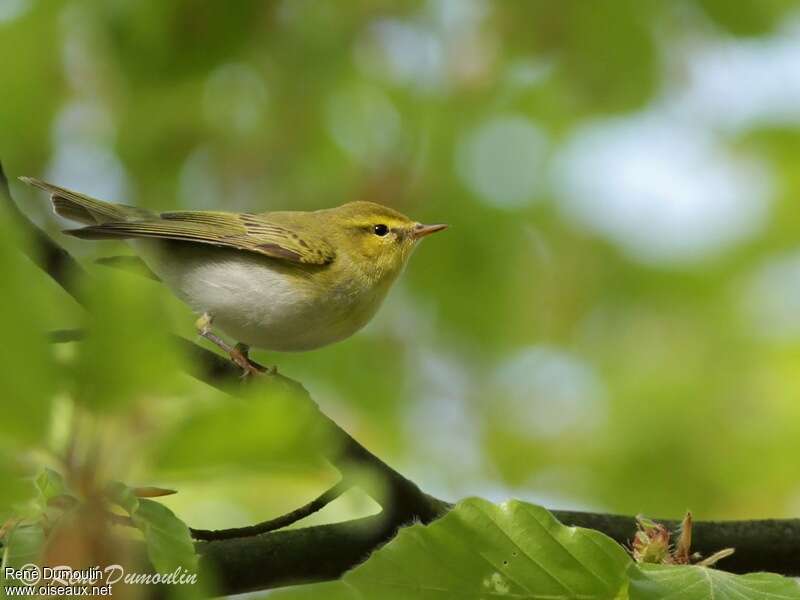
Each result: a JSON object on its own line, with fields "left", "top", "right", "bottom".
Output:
{"left": 373, "top": 224, "right": 389, "bottom": 237}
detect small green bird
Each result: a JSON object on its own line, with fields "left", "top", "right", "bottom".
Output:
{"left": 22, "top": 177, "right": 446, "bottom": 375}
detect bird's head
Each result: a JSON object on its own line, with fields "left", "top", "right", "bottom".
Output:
{"left": 323, "top": 201, "right": 447, "bottom": 282}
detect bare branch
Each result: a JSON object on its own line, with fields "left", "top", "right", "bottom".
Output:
{"left": 197, "top": 515, "right": 401, "bottom": 593}
{"left": 190, "top": 479, "right": 352, "bottom": 541}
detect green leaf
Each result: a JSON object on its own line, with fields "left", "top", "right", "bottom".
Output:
{"left": 105, "top": 481, "right": 196, "bottom": 574}
{"left": 154, "top": 386, "right": 334, "bottom": 472}
{"left": 34, "top": 468, "right": 66, "bottom": 503}
{"left": 694, "top": 0, "right": 792, "bottom": 36}
{"left": 73, "top": 268, "right": 183, "bottom": 412}
{"left": 0, "top": 455, "right": 32, "bottom": 520}
{"left": 1, "top": 524, "right": 44, "bottom": 572}
{"left": 131, "top": 499, "right": 197, "bottom": 573}
{"left": 343, "top": 498, "right": 630, "bottom": 599}
{"left": 105, "top": 480, "right": 140, "bottom": 514}
{"left": 0, "top": 213, "right": 56, "bottom": 445}
{"left": 267, "top": 582, "right": 358, "bottom": 600}
{"left": 629, "top": 564, "right": 800, "bottom": 600}
{"left": 33, "top": 468, "right": 77, "bottom": 521}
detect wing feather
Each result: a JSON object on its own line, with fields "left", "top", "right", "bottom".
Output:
{"left": 67, "top": 211, "right": 335, "bottom": 265}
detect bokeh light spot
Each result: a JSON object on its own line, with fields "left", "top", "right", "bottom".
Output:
{"left": 179, "top": 147, "right": 222, "bottom": 210}
{"left": 0, "top": 0, "right": 30, "bottom": 24}
{"left": 46, "top": 102, "right": 129, "bottom": 204}
{"left": 203, "top": 63, "right": 268, "bottom": 135}
{"left": 325, "top": 84, "right": 402, "bottom": 165}
{"left": 553, "top": 114, "right": 772, "bottom": 265}
{"left": 492, "top": 346, "right": 605, "bottom": 440}
{"left": 670, "top": 17, "right": 800, "bottom": 132}
{"left": 455, "top": 115, "right": 548, "bottom": 208}
{"left": 356, "top": 19, "right": 445, "bottom": 92}
{"left": 741, "top": 250, "right": 800, "bottom": 341}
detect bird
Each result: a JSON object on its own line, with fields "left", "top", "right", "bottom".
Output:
{"left": 22, "top": 177, "right": 447, "bottom": 376}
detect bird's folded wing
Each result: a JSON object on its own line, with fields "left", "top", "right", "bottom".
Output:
{"left": 67, "top": 211, "right": 336, "bottom": 265}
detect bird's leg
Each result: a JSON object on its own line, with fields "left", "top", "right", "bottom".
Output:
{"left": 195, "top": 313, "right": 233, "bottom": 353}
{"left": 195, "top": 313, "right": 265, "bottom": 377}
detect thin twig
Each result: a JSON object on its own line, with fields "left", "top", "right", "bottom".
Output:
{"left": 190, "top": 479, "right": 352, "bottom": 541}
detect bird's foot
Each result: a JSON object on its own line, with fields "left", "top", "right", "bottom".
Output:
{"left": 230, "top": 343, "right": 271, "bottom": 378}
{"left": 196, "top": 314, "right": 275, "bottom": 378}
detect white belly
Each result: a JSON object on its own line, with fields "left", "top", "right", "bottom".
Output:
{"left": 136, "top": 241, "right": 387, "bottom": 351}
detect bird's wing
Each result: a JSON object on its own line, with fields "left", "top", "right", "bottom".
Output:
{"left": 67, "top": 211, "right": 336, "bottom": 265}
{"left": 21, "top": 177, "right": 334, "bottom": 265}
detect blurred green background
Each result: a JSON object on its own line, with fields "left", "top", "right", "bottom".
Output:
{"left": 2, "top": 0, "right": 800, "bottom": 542}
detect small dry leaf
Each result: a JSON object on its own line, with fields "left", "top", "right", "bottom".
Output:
{"left": 673, "top": 511, "right": 693, "bottom": 564}
{"left": 132, "top": 486, "right": 177, "bottom": 498}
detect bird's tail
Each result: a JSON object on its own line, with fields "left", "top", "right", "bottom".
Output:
{"left": 20, "top": 176, "right": 153, "bottom": 225}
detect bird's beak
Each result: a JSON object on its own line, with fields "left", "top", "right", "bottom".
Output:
{"left": 412, "top": 223, "right": 448, "bottom": 239}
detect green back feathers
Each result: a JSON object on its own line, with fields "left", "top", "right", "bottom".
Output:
{"left": 21, "top": 177, "right": 336, "bottom": 266}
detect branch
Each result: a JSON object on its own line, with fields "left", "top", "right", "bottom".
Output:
{"left": 7, "top": 165, "right": 800, "bottom": 596}
{"left": 550, "top": 511, "right": 800, "bottom": 581}
{"left": 196, "top": 509, "right": 800, "bottom": 595}
{"left": 190, "top": 479, "right": 352, "bottom": 541}
{"left": 170, "top": 334, "right": 450, "bottom": 525}
{"left": 197, "top": 515, "right": 399, "bottom": 592}
{"left": 0, "top": 166, "right": 87, "bottom": 302}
